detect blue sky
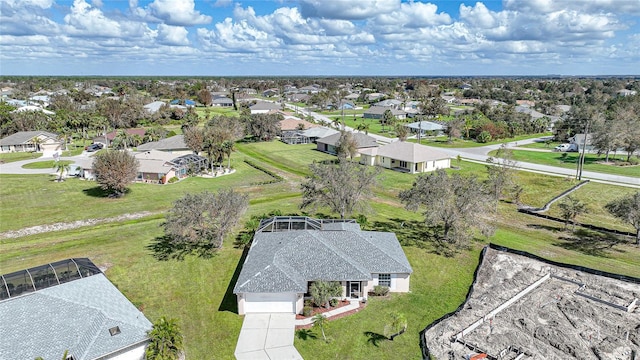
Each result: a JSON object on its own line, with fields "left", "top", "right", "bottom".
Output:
{"left": 1, "top": 0, "right": 639, "bottom": 76}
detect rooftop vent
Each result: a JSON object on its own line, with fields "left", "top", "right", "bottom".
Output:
{"left": 109, "top": 326, "right": 121, "bottom": 336}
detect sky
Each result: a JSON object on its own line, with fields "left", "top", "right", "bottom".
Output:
{"left": 1, "top": 0, "right": 639, "bottom": 76}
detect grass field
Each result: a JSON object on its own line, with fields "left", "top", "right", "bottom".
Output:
{"left": 488, "top": 149, "right": 640, "bottom": 177}
{"left": 21, "top": 160, "right": 73, "bottom": 169}
{"left": 1, "top": 140, "right": 638, "bottom": 359}
{"left": 0, "top": 152, "right": 43, "bottom": 163}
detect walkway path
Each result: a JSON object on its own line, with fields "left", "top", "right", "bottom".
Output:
{"left": 235, "top": 313, "right": 303, "bottom": 360}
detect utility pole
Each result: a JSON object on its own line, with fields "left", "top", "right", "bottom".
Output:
{"left": 576, "top": 120, "right": 589, "bottom": 180}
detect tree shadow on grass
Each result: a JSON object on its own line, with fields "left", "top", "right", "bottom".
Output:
{"left": 364, "top": 331, "right": 389, "bottom": 347}
{"left": 553, "top": 228, "right": 625, "bottom": 258}
{"left": 296, "top": 329, "right": 317, "bottom": 340}
{"left": 217, "top": 246, "right": 250, "bottom": 314}
{"left": 147, "top": 235, "right": 217, "bottom": 261}
{"left": 369, "top": 218, "right": 458, "bottom": 256}
{"left": 527, "top": 223, "right": 564, "bottom": 233}
{"left": 82, "top": 186, "right": 130, "bottom": 198}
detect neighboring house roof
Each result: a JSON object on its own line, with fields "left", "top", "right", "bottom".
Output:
{"left": 374, "top": 99, "right": 402, "bottom": 107}
{"left": 137, "top": 135, "right": 188, "bottom": 152}
{"left": 406, "top": 121, "right": 445, "bottom": 132}
{"left": 233, "top": 217, "right": 412, "bottom": 294}
{"left": 211, "top": 97, "right": 233, "bottom": 105}
{"left": 170, "top": 99, "right": 195, "bottom": 106}
{"left": 364, "top": 106, "right": 406, "bottom": 117}
{"left": 301, "top": 126, "right": 339, "bottom": 139}
{"left": 361, "top": 141, "right": 450, "bottom": 163}
{"left": 137, "top": 159, "right": 175, "bottom": 174}
{"left": 279, "top": 118, "right": 318, "bottom": 131}
{"left": 344, "top": 93, "right": 360, "bottom": 100}
{"left": 0, "top": 259, "right": 151, "bottom": 360}
{"left": 570, "top": 133, "right": 593, "bottom": 145}
{"left": 250, "top": 101, "right": 281, "bottom": 111}
{"left": 143, "top": 101, "right": 166, "bottom": 113}
{"left": 317, "top": 132, "right": 378, "bottom": 149}
{"left": 134, "top": 149, "right": 177, "bottom": 163}
{"left": 0, "top": 131, "right": 59, "bottom": 146}
{"left": 12, "top": 105, "right": 55, "bottom": 115}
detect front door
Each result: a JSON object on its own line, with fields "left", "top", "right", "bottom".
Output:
{"left": 349, "top": 282, "right": 360, "bottom": 299}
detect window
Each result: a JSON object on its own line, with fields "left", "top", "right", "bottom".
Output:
{"left": 378, "top": 273, "right": 391, "bottom": 287}
{"left": 399, "top": 161, "right": 407, "bottom": 168}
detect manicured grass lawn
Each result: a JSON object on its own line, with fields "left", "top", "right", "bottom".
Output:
{"left": 488, "top": 149, "right": 640, "bottom": 177}
{"left": 21, "top": 160, "right": 73, "bottom": 169}
{"left": 0, "top": 152, "right": 42, "bottom": 163}
{"left": 520, "top": 140, "right": 560, "bottom": 149}
{"left": 195, "top": 107, "right": 240, "bottom": 118}
{"left": 235, "top": 141, "right": 335, "bottom": 177}
{"left": 0, "top": 156, "right": 279, "bottom": 232}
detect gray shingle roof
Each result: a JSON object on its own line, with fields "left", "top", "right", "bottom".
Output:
{"left": 0, "top": 131, "right": 59, "bottom": 146}
{"left": 316, "top": 132, "right": 378, "bottom": 148}
{"left": 234, "top": 226, "right": 413, "bottom": 294}
{"left": 373, "top": 141, "right": 451, "bottom": 163}
{"left": 137, "top": 135, "right": 188, "bottom": 151}
{"left": 0, "top": 274, "right": 151, "bottom": 360}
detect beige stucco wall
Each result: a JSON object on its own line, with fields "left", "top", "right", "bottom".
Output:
{"left": 371, "top": 273, "right": 411, "bottom": 293}
{"left": 360, "top": 154, "right": 375, "bottom": 166}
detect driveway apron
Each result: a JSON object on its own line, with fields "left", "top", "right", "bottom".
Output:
{"left": 235, "top": 313, "right": 303, "bottom": 360}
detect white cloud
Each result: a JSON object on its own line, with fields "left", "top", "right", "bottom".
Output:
{"left": 92, "top": 0, "right": 103, "bottom": 8}
{"left": 214, "top": 0, "right": 233, "bottom": 7}
{"left": 374, "top": 2, "right": 452, "bottom": 29}
{"left": 146, "top": 0, "right": 212, "bottom": 26}
{"left": 299, "top": 0, "right": 400, "bottom": 20}
{"left": 158, "top": 24, "right": 189, "bottom": 45}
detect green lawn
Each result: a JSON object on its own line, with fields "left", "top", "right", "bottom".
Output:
{"left": 2, "top": 139, "right": 639, "bottom": 360}
{"left": 488, "top": 149, "right": 640, "bottom": 177}
{"left": 235, "top": 141, "right": 335, "bottom": 177}
{"left": 414, "top": 133, "right": 553, "bottom": 149}
{"left": 0, "top": 152, "right": 43, "bottom": 163}
{"left": 21, "top": 160, "right": 73, "bottom": 169}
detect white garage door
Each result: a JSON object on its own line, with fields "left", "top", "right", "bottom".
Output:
{"left": 244, "top": 292, "right": 296, "bottom": 313}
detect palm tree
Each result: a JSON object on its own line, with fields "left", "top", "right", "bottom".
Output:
{"left": 146, "top": 317, "right": 183, "bottom": 360}
{"left": 395, "top": 123, "right": 409, "bottom": 141}
{"left": 53, "top": 161, "right": 70, "bottom": 182}
{"left": 355, "top": 122, "right": 370, "bottom": 135}
{"left": 31, "top": 136, "right": 43, "bottom": 152}
{"left": 222, "top": 140, "right": 234, "bottom": 170}
{"left": 312, "top": 314, "right": 329, "bottom": 342}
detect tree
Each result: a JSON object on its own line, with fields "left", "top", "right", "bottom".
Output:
{"left": 558, "top": 195, "right": 588, "bottom": 231}
{"left": 445, "top": 118, "right": 463, "bottom": 142}
{"left": 92, "top": 150, "right": 139, "bottom": 198}
{"left": 380, "top": 109, "right": 395, "bottom": 133}
{"left": 53, "top": 161, "right": 70, "bottom": 182}
{"left": 146, "top": 317, "right": 183, "bottom": 360}
{"left": 309, "top": 281, "right": 342, "bottom": 309}
{"left": 384, "top": 312, "right": 407, "bottom": 339}
{"left": 312, "top": 314, "right": 329, "bottom": 342}
{"left": 399, "top": 169, "right": 495, "bottom": 250}
{"left": 605, "top": 191, "right": 640, "bottom": 245}
{"left": 163, "top": 189, "right": 248, "bottom": 250}
{"left": 394, "top": 123, "right": 409, "bottom": 141}
{"left": 335, "top": 131, "right": 358, "bottom": 160}
{"left": 183, "top": 126, "right": 205, "bottom": 154}
{"left": 301, "top": 160, "right": 380, "bottom": 219}
{"left": 485, "top": 144, "right": 517, "bottom": 201}
{"left": 355, "top": 122, "right": 370, "bottom": 134}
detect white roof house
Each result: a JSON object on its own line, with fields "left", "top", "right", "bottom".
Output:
{"left": 360, "top": 141, "right": 451, "bottom": 174}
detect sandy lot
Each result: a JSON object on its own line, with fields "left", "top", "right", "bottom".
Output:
{"left": 423, "top": 247, "right": 640, "bottom": 360}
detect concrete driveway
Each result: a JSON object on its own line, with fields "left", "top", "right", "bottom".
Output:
{"left": 235, "top": 313, "right": 303, "bottom": 360}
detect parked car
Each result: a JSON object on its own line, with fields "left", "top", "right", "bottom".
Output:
{"left": 554, "top": 143, "right": 577, "bottom": 152}
{"left": 85, "top": 143, "right": 104, "bottom": 152}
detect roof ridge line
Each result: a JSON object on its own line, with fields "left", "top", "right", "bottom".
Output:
{"left": 312, "top": 231, "right": 371, "bottom": 279}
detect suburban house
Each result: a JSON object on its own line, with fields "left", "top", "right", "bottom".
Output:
{"left": 94, "top": 128, "right": 146, "bottom": 146}
{"left": 569, "top": 133, "right": 594, "bottom": 152}
{"left": 359, "top": 141, "right": 451, "bottom": 174}
{"left": 134, "top": 150, "right": 207, "bottom": 184}
{"left": 316, "top": 132, "right": 378, "bottom": 155}
{"left": 0, "top": 131, "right": 63, "bottom": 157}
{"left": 250, "top": 101, "right": 282, "bottom": 114}
{"left": 405, "top": 120, "right": 445, "bottom": 136}
{"left": 279, "top": 117, "right": 318, "bottom": 132}
{"left": 136, "top": 135, "right": 191, "bottom": 155}
{"left": 233, "top": 217, "right": 413, "bottom": 315}
{"left": 0, "top": 258, "right": 152, "bottom": 360}
{"left": 143, "top": 100, "right": 166, "bottom": 114}
{"left": 11, "top": 105, "right": 55, "bottom": 115}
{"left": 211, "top": 97, "right": 234, "bottom": 107}
{"left": 363, "top": 106, "right": 407, "bottom": 120}
{"left": 374, "top": 99, "right": 402, "bottom": 109}
{"left": 71, "top": 157, "right": 96, "bottom": 180}
{"left": 281, "top": 126, "right": 340, "bottom": 145}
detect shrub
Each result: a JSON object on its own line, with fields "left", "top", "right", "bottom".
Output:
{"left": 168, "top": 176, "right": 179, "bottom": 183}
{"left": 476, "top": 131, "right": 492, "bottom": 143}
{"left": 329, "top": 298, "right": 339, "bottom": 307}
{"left": 303, "top": 306, "right": 312, "bottom": 317}
{"left": 373, "top": 285, "right": 389, "bottom": 296}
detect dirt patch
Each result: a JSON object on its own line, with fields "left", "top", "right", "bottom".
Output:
{"left": 423, "top": 248, "right": 640, "bottom": 359}
{"left": 0, "top": 211, "right": 156, "bottom": 239}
